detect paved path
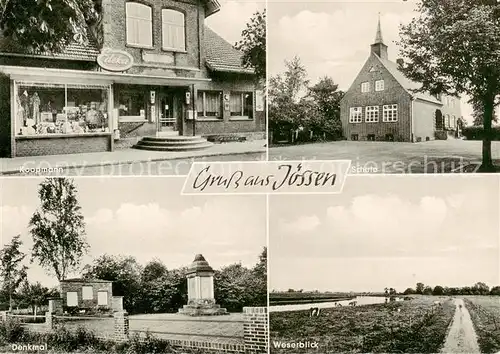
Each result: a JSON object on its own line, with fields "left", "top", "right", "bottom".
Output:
{"left": 440, "top": 299, "right": 480, "bottom": 354}
{"left": 0, "top": 140, "right": 266, "bottom": 176}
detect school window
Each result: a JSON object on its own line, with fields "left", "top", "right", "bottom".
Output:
{"left": 365, "top": 106, "right": 379, "bottom": 122}
{"left": 445, "top": 114, "right": 450, "bottom": 128}
{"left": 361, "top": 82, "right": 370, "bottom": 93}
{"left": 162, "top": 9, "right": 186, "bottom": 51}
{"left": 383, "top": 104, "right": 398, "bottom": 122}
{"left": 126, "top": 2, "right": 153, "bottom": 47}
{"left": 230, "top": 92, "right": 253, "bottom": 118}
{"left": 197, "top": 91, "right": 222, "bottom": 118}
{"left": 349, "top": 107, "right": 362, "bottom": 123}
{"left": 375, "top": 80, "right": 385, "bottom": 91}
{"left": 82, "top": 286, "right": 93, "bottom": 300}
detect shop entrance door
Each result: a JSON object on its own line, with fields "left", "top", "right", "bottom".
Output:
{"left": 158, "top": 93, "right": 176, "bottom": 132}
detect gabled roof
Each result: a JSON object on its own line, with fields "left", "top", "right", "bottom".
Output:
{"left": 374, "top": 54, "right": 442, "bottom": 104}
{"left": 204, "top": 26, "right": 254, "bottom": 75}
{"left": 0, "top": 37, "right": 100, "bottom": 62}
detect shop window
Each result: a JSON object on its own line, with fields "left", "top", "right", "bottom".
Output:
{"left": 118, "top": 91, "right": 147, "bottom": 120}
{"left": 126, "top": 2, "right": 153, "bottom": 48}
{"left": 197, "top": 91, "right": 222, "bottom": 118}
{"left": 351, "top": 134, "right": 359, "bottom": 141}
{"left": 15, "top": 82, "right": 109, "bottom": 136}
{"left": 97, "top": 291, "right": 108, "bottom": 306}
{"left": 82, "top": 286, "right": 93, "bottom": 300}
{"left": 162, "top": 9, "right": 185, "bottom": 51}
{"left": 230, "top": 92, "right": 253, "bottom": 119}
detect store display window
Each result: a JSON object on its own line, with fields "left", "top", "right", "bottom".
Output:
{"left": 15, "top": 82, "right": 110, "bottom": 136}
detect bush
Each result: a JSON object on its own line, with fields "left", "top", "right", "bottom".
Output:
{"left": 0, "top": 319, "right": 25, "bottom": 343}
{"left": 462, "top": 126, "right": 500, "bottom": 141}
{"left": 434, "top": 131, "right": 448, "bottom": 140}
{"left": 126, "top": 332, "right": 172, "bottom": 354}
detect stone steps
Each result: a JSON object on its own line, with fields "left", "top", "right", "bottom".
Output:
{"left": 133, "top": 134, "right": 213, "bottom": 152}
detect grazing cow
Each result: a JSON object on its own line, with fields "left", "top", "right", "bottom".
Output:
{"left": 349, "top": 301, "right": 357, "bottom": 307}
{"left": 309, "top": 307, "right": 321, "bottom": 317}
{"left": 433, "top": 301, "right": 442, "bottom": 306}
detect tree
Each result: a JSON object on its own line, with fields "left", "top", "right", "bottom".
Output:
{"left": 403, "top": 288, "right": 415, "bottom": 295}
{"left": 0, "top": 0, "right": 100, "bottom": 53}
{"left": 268, "top": 56, "right": 309, "bottom": 141}
{"left": 490, "top": 286, "right": 500, "bottom": 295}
{"left": 19, "top": 281, "right": 50, "bottom": 318}
{"left": 423, "top": 286, "right": 433, "bottom": 295}
{"left": 433, "top": 285, "right": 445, "bottom": 296}
{"left": 142, "top": 259, "right": 168, "bottom": 283}
{"left": 0, "top": 235, "right": 28, "bottom": 311}
{"left": 251, "top": 247, "right": 267, "bottom": 307}
{"left": 234, "top": 9, "right": 266, "bottom": 81}
{"left": 82, "top": 254, "right": 142, "bottom": 313}
{"left": 306, "top": 77, "right": 344, "bottom": 139}
{"left": 416, "top": 282, "right": 425, "bottom": 295}
{"left": 399, "top": 0, "right": 500, "bottom": 171}
{"left": 214, "top": 263, "right": 256, "bottom": 312}
{"left": 472, "top": 99, "right": 498, "bottom": 126}
{"left": 472, "top": 282, "right": 490, "bottom": 295}
{"left": 29, "top": 178, "right": 89, "bottom": 282}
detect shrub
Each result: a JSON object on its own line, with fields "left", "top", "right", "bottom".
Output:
{"left": 462, "top": 126, "right": 500, "bottom": 141}
{"left": 0, "top": 319, "right": 25, "bottom": 343}
{"left": 434, "top": 131, "right": 448, "bottom": 140}
{"left": 126, "top": 332, "right": 172, "bottom": 354}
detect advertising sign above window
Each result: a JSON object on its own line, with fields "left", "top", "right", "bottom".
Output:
{"left": 97, "top": 49, "right": 134, "bottom": 72}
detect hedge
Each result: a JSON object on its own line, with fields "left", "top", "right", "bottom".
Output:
{"left": 462, "top": 126, "right": 500, "bottom": 141}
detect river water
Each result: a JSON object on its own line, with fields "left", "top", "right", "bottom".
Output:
{"left": 269, "top": 296, "right": 403, "bottom": 312}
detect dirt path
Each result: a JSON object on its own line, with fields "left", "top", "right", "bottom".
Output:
{"left": 440, "top": 298, "right": 480, "bottom": 353}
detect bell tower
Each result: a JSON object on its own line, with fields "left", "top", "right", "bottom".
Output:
{"left": 370, "top": 14, "right": 388, "bottom": 60}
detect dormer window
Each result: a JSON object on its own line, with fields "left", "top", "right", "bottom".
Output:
{"left": 162, "top": 9, "right": 186, "bottom": 51}
{"left": 361, "top": 82, "right": 370, "bottom": 93}
{"left": 375, "top": 80, "right": 384, "bottom": 91}
{"left": 126, "top": 2, "right": 153, "bottom": 48}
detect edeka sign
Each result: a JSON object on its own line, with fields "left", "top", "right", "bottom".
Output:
{"left": 97, "top": 49, "right": 134, "bottom": 72}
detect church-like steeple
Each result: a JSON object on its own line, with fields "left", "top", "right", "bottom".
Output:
{"left": 371, "top": 14, "right": 388, "bottom": 59}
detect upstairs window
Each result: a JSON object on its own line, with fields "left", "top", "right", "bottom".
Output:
{"left": 162, "top": 9, "right": 186, "bottom": 51}
{"left": 349, "top": 107, "right": 362, "bottom": 123}
{"left": 126, "top": 2, "right": 153, "bottom": 48}
{"left": 361, "top": 82, "right": 370, "bottom": 93}
{"left": 375, "top": 80, "right": 385, "bottom": 91}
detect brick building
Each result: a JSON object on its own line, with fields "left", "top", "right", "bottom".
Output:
{"left": 60, "top": 278, "right": 113, "bottom": 313}
{"left": 340, "top": 18, "right": 462, "bottom": 142}
{"left": 0, "top": 0, "right": 265, "bottom": 157}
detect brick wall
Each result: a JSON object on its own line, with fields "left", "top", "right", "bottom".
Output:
{"left": 15, "top": 135, "right": 111, "bottom": 157}
{"left": 243, "top": 307, "right": 268, "bottom": 354}
{"left": 60, "top": 280, "right": 113, "bottom": 313}
{"left": 340, "top": 54, "right": 412, "bottom": 142}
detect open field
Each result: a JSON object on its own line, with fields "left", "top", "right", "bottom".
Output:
{"left": 269, "top": 140, "right": 500, "bottom": 173}
{"left": 464, "top": 296, "right": 500, "bottom": 353}
{"left": 270, "top": 296, "right": 455, "bottom": 353}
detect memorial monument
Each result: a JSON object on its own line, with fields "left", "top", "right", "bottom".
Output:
{"left": 178, "top": 254, "right": 228, "bottom": 316}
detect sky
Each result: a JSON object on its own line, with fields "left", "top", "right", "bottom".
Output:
{"left": 206, "top": 0, "right": 265, "bottom": 45}
{"left": 0, "top": 177, "right": 266, "bottom": 288}
{"left": 270, "top": 175, "right": 500, "bottom": 293}
{"left": 267, "top": 0, "right": 483, "bottom": 124}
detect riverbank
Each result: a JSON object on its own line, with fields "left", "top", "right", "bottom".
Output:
{"left": 270, "top": 296, "right": 455, "bottom": 353}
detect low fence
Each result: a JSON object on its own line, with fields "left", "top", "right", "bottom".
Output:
{"left": 0, "top": 307, "right": 268, "bottom": 354}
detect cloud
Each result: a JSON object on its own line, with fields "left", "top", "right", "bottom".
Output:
{"left": 205, "top": 0, "right": 264, "bottom": 45}
{"left": 279, "top": 215, "right": 321, "bottom": 234}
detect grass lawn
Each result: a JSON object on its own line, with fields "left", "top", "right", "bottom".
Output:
{"left": 269, "top": 140, "right": 500, "bottom": 173}
{"left": 464, "top": 296, "right": 500, "bottom": 353}
{"left": 270, "top": 296, "right": 455, "bottom": 353}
